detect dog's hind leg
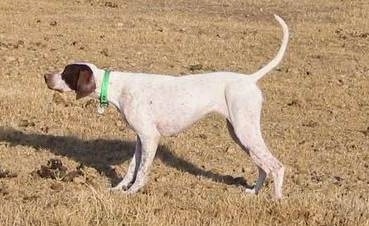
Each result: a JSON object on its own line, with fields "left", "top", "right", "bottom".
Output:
{"left": 227, "top": 119, "right": 269, "bottom": 195}
{"left": 226, "top": 84, "right": 284, "bottom": 199}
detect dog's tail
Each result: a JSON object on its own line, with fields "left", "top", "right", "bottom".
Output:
{"left": 250, "top": 14, "right": 289, "bottom": 81}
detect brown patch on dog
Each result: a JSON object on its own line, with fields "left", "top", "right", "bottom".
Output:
{"left": 61, "top": 64, "right": 96, "bottom": 99}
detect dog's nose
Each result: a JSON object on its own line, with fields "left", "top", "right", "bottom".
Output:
{"left": 44, "top": 74, "right": 55, "bottom": 89}
{"left": 44, "top": 73, "right": 51, "bottom": 83}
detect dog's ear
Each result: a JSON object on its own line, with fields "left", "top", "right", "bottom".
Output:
{"left": 61, "top": 64, "right": 96, "bottom": 99}
{"left": 76, "top": 69, "right": 96, "bottom": 99}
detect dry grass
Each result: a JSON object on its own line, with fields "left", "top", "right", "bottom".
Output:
{"left": 0, "top": 0, "right": 369, "bottom": 225}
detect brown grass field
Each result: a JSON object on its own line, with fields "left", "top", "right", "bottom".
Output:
{"left": 0, "top": 0, "right": 368, "bottom": 225}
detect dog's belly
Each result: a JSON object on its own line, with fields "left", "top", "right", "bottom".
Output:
{"left": 155, "top": 111, "right": 207, "bottom": 136}
{"left": 154, "top": 98, "right": 228, "bottom": 136}
{"left": 156, "top": 121, "right": 191, "bottom": 136}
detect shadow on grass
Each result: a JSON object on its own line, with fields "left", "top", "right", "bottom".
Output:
{"left": 0, "top": 127, "right": 252, "bottom": 189}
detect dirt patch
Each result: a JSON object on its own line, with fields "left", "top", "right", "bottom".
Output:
{"left": 0, "top": 166, "right": 17, "bottom": 179}
{"left": 33, "top": 159, "right": 84, "bottom": 183}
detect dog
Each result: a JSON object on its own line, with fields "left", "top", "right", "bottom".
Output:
{"left": 44, "top": 14, "right": 289, "bottom": 199}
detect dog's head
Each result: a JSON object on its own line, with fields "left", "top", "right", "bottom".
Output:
{"left": 44, "top": 63, "right": 97, "bottom": 99}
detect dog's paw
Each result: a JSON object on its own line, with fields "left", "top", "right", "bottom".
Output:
{"left": 245, "top": 188, "right": 256, "bottom": 194}
{"left": 245, "top": 184, "right": 258, "bottom": 195}
{"left": 109, "top": 186, "right": 123, "bottom": 192}
{"left": 109, "top": 180, "right": 133, "bottom": 192}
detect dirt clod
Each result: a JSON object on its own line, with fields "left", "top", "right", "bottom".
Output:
{"left": 287, "top": 99, "right": 302, "bottom": 107}
{"left": 49, "top": 21, "right": 57, "bottom": 26}
{"left": 0, "top": 166, "right": 17, "bottom": 179}
{"left": 100, "top": 48, "right": 110, "bottom": 57}
{"left": 18, "top": 119, "right": 36, "bottom": 128}
{"left": 0, "top": 183, "right": 9, "bottom": 196}
{"left": 104, "top": 1, "right": 118, "bottom": 8}
{"left": 47, "top": 159, "right": 65, "bottom": 170}
{"left": 188, "top": 64, "right": 203, "bottom": 71}
{"left": 36, "top": 164, "right": 66, "bottom": 180}
{"left": 62, "top": 170, "right": 84, "bottom": 182}
{"left": 359, "top": 127, "right": 369, "bottom": 136}
{"left": 50, "top": 182, "right": 63, "bottom": 191}
{"left": 33, "top": 159, "right": 85, "bottom": 182}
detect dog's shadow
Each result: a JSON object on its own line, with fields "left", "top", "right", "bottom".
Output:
{"left": 0, "top": 127, "right": 252, "bottom": 189}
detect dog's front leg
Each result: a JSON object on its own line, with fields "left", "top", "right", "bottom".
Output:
{"left": 110, "top": 135, "right": 142, "bottom": 191}
{"left": 125, "top": 133, "right": 160, "bottom": 194}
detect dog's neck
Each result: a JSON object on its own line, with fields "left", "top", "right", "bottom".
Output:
{"left": 91, "top": 67, "right": 127, "bottom": 109}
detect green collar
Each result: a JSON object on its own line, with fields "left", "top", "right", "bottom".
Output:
{"left": 99, "top": 70, "right": 111, "bottom": 108}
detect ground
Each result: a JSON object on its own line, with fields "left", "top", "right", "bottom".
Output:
{"left": 0, "top": 0, "right": 368, "bottom": 225}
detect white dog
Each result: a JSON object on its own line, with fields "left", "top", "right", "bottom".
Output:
{"left": 44, "top": 15, "right": 289, "bottom": 199}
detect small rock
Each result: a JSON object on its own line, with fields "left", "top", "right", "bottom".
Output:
{"left": 41, "top": 126, "right": 49, "bottom": 134}
{"left": 337, "top": 79, "right": 344, "bottom": 85}
{"left": 62, "top": 170, "right": 84, "bottom": 182}
{"left": 198, "top": 134, "right": 207, "bottom": 139}
{"left": 287, "top": 99, "right": 301, "bottom": 107}
{"left": 302, "top": 120, "right": 318, "bottom": 128}
{"left": 50, "top": 21, "right": 57, "bottom": 26}
{"left": 104, "top": 1, "right": 118, "bottom": 8}
{"left": 0, "top": 183, "right": 9, "bottom": 196}
{"left": 189, "top": 64, "right": 203, "bottom": 71}
{"left": 0, "top": 167, "right": 17, "bottom": 178}
{"left": 50, "top": 182, "right": 63, "bottom": 191}
{"left": 14, "top": 40, "right": 24, "bottom": 49}
{"left": 101, "top": 48, "right": 109, "bottom": 57}
{"left": 18, "top": 119, "right": 36, "bottom": 128}
{"left": 35, "top": 159, "right": 67, "bottom": 180}
{"left": 359, "top": 127, "right": 369, "bottom": 136}
{"left": 163, "top": 191, "right": 173, "bottom": 198}
{"left": 82, "top": 99, "right": 97, "bottom": 108}
{"left": 22, "top": 194, "right": 39, "bottom": 202}
{"left": 36, "top": 165, "right": 56, "bottom": 179}
{"left": 48, "top": 159, "right": 65, "bottom": 171}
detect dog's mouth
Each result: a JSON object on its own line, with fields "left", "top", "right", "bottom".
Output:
{"left": 44, "top": 73, "right": 72, "bottom": 93}
{"left": 44, "top": 74, "right": 56, "bottom": 90}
